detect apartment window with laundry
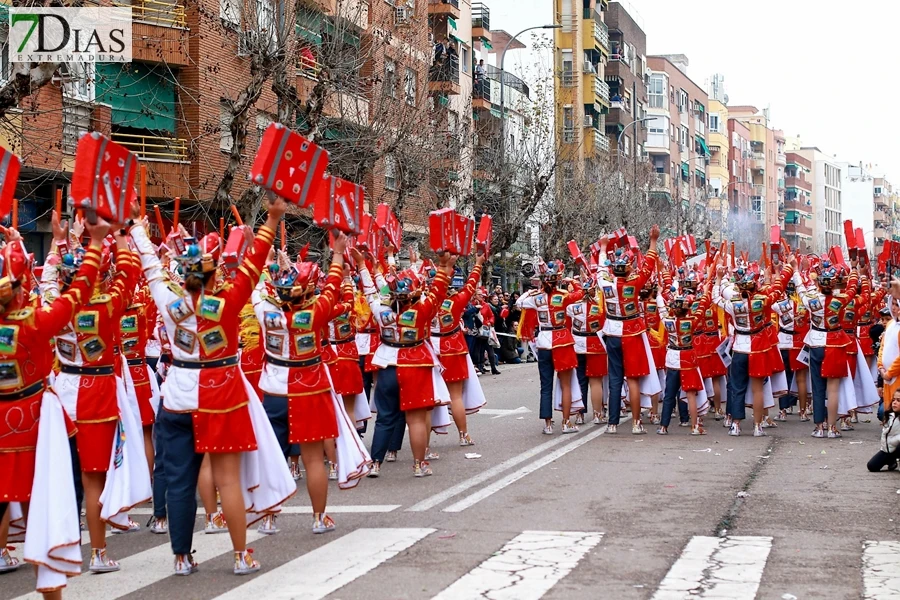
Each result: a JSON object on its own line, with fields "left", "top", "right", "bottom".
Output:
{"left": 404, "top": 67, "right": 416, "bottom": 106}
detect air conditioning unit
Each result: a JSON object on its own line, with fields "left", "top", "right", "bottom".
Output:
{"left": 237, "top": 30, "right": 257, "bottom": 56}
{"left": 582, "top": 62, "right": 594, "bottom": 74}
{"left": 583, "top": 115, "right": 593, "bottom": 128}
{"left": 394, "top": 6, "right": 411, "bottom": 25}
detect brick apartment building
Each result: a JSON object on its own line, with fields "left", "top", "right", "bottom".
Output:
{"left": 604, "top": 1, "right": 646, "bottom": 159}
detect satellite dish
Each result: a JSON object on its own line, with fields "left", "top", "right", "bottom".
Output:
{"left": 723, "top": 94, "right": 729, "bottom": 105}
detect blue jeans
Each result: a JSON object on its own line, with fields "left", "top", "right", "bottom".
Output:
{"left": 152, "top": 396, "right": 168, "bottom": 519}
{"left": 371, "top": 366, "right": 406, "bottom": 463}
{"left": 69, "top": 435, "right": 84, "bottom": 517}
{"left": 606, "top": 336, "right": 626, "bottom": 425}
{"left": 809, "top": 346, "right": 828, "bottom": 425}
{"left": 157, "top": 408, "right": 204, "bottom": 555}
{"left": 779, "top": 349, "right": 797, "bottom": 410}
{"left": 727, "top": 353, "right": 749, "bottom": 421}
{"left": 536, "top": 348, "right": 554, "bottom": 420}
{"left": 661, "top": 370, "right": 690, "bottom": 427}
{"left": 575, "top": 353, "right": 589, "bottom": 414}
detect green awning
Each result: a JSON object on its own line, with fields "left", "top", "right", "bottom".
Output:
{"left": 696, "top": 104, "right": 704, "bottom": 113}
{"left": 296, "top": 7, "right": 324, "bottom": 45}
{"left": 482, "top": 40, "right": 493, "bottom": 50}
{"left": 450, "top": 33, "right": 465, "bottom": 44}
{"left": 490, "top": 107, "right": 502, "bottom": 118}
{"left": 448, "top": 17, "right": 457, "bottom": 30}
{"left": 95, "top": 63, "right": 176, "bottom": 133}
{"left": 681, "top": 162, "right": 689, "bottom": 178}
{"left": 324, "top": 17, "right": 360, "bottom": 47}
{"left": 696, "top": 135, "right": 709, "bottom": 156}
{"left": 438, "top": 95, "right": 450, "bottom": 107}
{"left": 695, "top": 168, "right": 705, "bottom": 179}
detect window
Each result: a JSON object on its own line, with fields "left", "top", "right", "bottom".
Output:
{"left": 256, "top": 112, "right": 274, "bottom": 149}
{"left": 708, "top": 113, "right": 719, "bottom": 132}
{"left": 670, "top": 123, "right": 675, "bottom": 139}
{"left": 623, "top": 135, "right": 631, "bottom": 157}
{"left": 648, "top": 116, "right": 667, "bottom": 134}
{"left": 220, "top": 0, "right": 239, "bottom": 26}
{"left": 220, "top": 103, "right": 233, "bottom": 152}
{"left": 461, "top": 46, "right": 469, "bottom": 73}
{"left": 0, "top": 30, "right": 8, "bottom": 85}
{"left": 563, "top": 106, "right": 575, "bottom": 143}
{"left": 678, "top": 90, "right": 688, "bottom": 113}
{"left": 384, "top": 58, "right": 397, "bottom": 98}
{"left": 404, "top": 68, "right": 416, "bottom": 105}
{"left": 648, "top": 74, "right": 666, "bottom": 109}
{"left": 255, "top": 0, "right": 276, "bottom": 52}
{"left": 62, "top": 102, "right": 91, "bottom": 154}
{"left": 680, "top": 125, "right": 688, "bottom": 148}
{"left": 384, "top": 155, "right": 398, "bottom": 191}
{"left": 732, "top": 159, "right": 737, "bottom": 176}
{"left": 60, "top": 63, "right": 95, "bottom": 103}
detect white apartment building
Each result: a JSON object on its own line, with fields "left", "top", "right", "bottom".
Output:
{"left": 839, "top": 163, "right": 875, "bottom": 253}
{"left": 795, "top": 146, "right": 842, "bottom": 253}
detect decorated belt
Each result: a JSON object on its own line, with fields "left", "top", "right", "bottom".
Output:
{"left": 606, "top": 314, "right": 639, "bottom": 322}
{"left": 540, "top": 326, "right": 565, "bottom": 331}
{"left": 359, "top": 328, "right": 377, "bottom": 334}
{"left": 733, "top": 326, "right": 766, "bottom": 336}
{"left": 126, "top": 357, "right": 145, "bottom": 366}
{"left": 266, "top": 355, "right": 321, "bottom": 368}
{"left": 61, "top": 364, "right": 115, "bottom": 376}
{"left": 811, "top": 325, "right": 840, "bottom": 333}
{"left": 704, "top": 332, "right": 720, "bottom": 336}
{"left": 159, "top": 355, "right": 172, "bottom": 365}
{"left": 327, "top": 338, "right": 355, "bottom": 345}
{"left": 843, "top": 329, "right": 856, "bottom": 335}
{"left": 572, "top": 331, "right": 598, "bottom": 337}
{"left": 381, "top": 339, "right": 424, "bottom": 348}
{"left": 171, "top": 356, "right": 239, "bottom": 369}
{"left": 668, "top": 345, "right": 694, "bottom": 351}
{"left": 779, "top": 327, "right": 794, "bottom": 335}
{"left": 0, "top": 380, "right": 46, "bottom": 402}
{"left": 433, "top": 326, "right": 461, "bottom": 338}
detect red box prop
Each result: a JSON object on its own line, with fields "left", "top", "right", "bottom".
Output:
{"left": 71, "top": 132, "right": 137, "bottom": 222}
{"left": 313, "top": 176, "right": 364, "bottom": 234}
{"left": 476, "top": 214, "right": 493, "bottom": 255}
{"left": 376, "top": 203, "right": 402, "bottom": 251}
{"left": 251, "top": 123, "right": 329, "bottom": 207}
{"left": 222, "top": 225, "right": 253, "bottom": 272}
{"left": 0, "top": 147, "right": 21, "bottom": 221}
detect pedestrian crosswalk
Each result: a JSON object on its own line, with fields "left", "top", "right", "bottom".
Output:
{"left": 5, "top": 528, "right": 900, "bottom": 599}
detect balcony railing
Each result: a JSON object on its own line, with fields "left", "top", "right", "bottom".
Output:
{"left": 429, "top": 54, "right": 460, "bottom": 85}
{"left": 777, "top": 178, "right": 785, "bottom": 189}
{"left": 485, "top": 65, "right": 529, "bottom": 97}
{"left": 875, "top": 210, "right": 888, "bottom": 222}
{"left": 561, "top": 70, "right": 576, "bottom": 87}
{"left": 562, "top": 128, "right": 576, "bottom": 144}
{"left": 472, "top": 2, "right": 490, "bottom": 31}
{"left": 592, "top": 20, "right": 609, "bottom": 51}
{"left": 111, "top": 132, "right": 187, "bottom": 161}
{"left": 651, "top": 172, "right": 671, "bottom": 192}
{"left": 594, "top": 129, "right": 609, "bottom": 153}
{"left": 785, "top": 176, "right": 811, "bottom": 192}
{"left": 752, "top": 184, "right": 765, "bottom": 195}
{"left": 473, "top": 76, "right": 491, "bottom": 103}
{"left": 113, "top": 0, "right": 186, "bottom": 27}
{"left": 594, "top": 77, "right": 610, "bottom": 103}
{"left": 428, "top": 0, "right": 459, "bottom": 9}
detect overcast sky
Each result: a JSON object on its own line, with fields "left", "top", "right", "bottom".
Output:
{"left": 487, "top": 0, "right": 900, "bottom": 183}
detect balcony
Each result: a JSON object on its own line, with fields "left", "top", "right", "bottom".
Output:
{"left": 594, "top": 129, "right": 610, "bottom": 153}
{"left": 776, "top": 151, "right": 786, "bottom": 166}
{"left": 111, "top": 132, "right": 187, "bottom": 162}
{"left": 472, "top": 76, "right": 491, "bottom": 110}
{"left": 875, "top": 210, "right": 888, "bottom": 222}
{"left": 875, "top": 227, "right": 888, "bottom": 239}
{"left": 561, "top": 70, "right": 576, "bottom": 88}
{"left": 650, "top": 172, "right": 671, "bottom": 193}
{"left": 584, "top": 75, "right": 609, "bottom": 105}
{"left": 783, "top": 198, "right": 811, "bottom": 213}
{"left": 784, "top": 221, "right": 813, "bottom": 237}
{"left": 785, "top": 153, "right": 812, "bottom": 170}
{"left": 592, "top": 19, "right": 609, "bottom": 53}
{"left": 115, "top": 0, "right": 189, "bottom": 66}
{"left": 472, "top": 3, "right": 491, "bottom": 43}
{"left": 777, "top": 178, "right": 785, "bottom": 190}
{"left": 428, "top": 0, "right": 460, "bottom": 18}
{"left": 428, "top": 54, "right": 460, "bottom": 95}
{"left": 785, "top": 176, "right": 811, "bottom": 192}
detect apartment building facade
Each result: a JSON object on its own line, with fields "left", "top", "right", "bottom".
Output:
{"left": 705, "top": 74, "right": 729, "bottom": 234}
{"left": 554, "top": 0, "right": 612, "bottom": 163}
{"left": 782, "top": 152, "right": 813, "bottom": 251}
{"left": 645, "top": 55, "right": 709, "bottom": 209}
{"left": 796, "top": 146, "right": 842, "bottom": 252}
{"left": 604, "top": 1, "right": 647, "bottom": 159}
{"left": 727, "top": 105, "right": 780, "bottom": 229}
{"left": 873, "top": 177, "right": 895, "bottom": 255}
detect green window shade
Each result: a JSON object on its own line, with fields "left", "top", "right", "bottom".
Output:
{"left": 482, "top": 39, "right": 493, "bottom": 50}
{"left": 695, "top": 168, "right": 705, "bottom": 180}
{"left": 681, "top": 162, "right": 689, "bottom": 178}
{"left": 296, "top": 7, "right": 324, "bottom": 44}
{"left": 95, "top": 63, "right": 176, "bottom": 133}
{"left": 696, "top": 136, "right": 709, "bottom": 156}
{"left": 324, "top": 17, "right": 361, "bottom": 47}
{"left": 448, "top": 17, "right": 457, "bottom": 30}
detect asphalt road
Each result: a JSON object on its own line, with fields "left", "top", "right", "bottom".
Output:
{"left": 2, "top": 362, "right": 899, "bottom": 600}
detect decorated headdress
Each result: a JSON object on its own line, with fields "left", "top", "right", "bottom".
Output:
{"left": 539, "top": 259, "right": 562, "bottom": 283}
{"left": 175, "top": 233, "right": 220, "bottom": 278}
{"left": 817, "top": 260, "right": 838, "bottom": 290}
{"left": 271, "top": 244, "right": 319, "bottom": 302}
{"left": 0, "top": 241, "right": 28, "bottom": 306}
{"left": 610, "top": 247, "right": 634, "bottom": 278}
{"left": 734, "top": 266, "right": 759, "bottom": 292}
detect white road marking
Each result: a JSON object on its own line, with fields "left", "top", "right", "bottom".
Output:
{"left": 12, "top": 530, "right": 264, "bottom": 600}
{"left": 651, "top": 535, "right": 772, "bottom": 600}
{"left": 408, "top": 420, "right": 627, "bottom": 512}
{"left": 863, "top": 541, "right": 900, "bottom": 599}
{"left": 127, "top": 504, "right": 401, "bottom": 515}
{"left": 442, "top": 424, "right": 612, "bottom": 513}
{"left": 431, "top": 531, "right": 603, "bottom": 600}
{"left": 477, "top": 406, "right": 533, "bottom": 419}
{"left": 211, "top": 528, "right": 435, "bottom": 600}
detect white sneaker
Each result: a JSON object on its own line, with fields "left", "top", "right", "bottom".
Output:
{"left": 174, "top": 553, "right": 198, "bottom": 576}
{"left": 828, "top": 428, "right": 842, "bottom": 439}
{"left": 385, "top": 450, "right": 398, "bottom": 463}
{"left": 312, "top": 513, "right": 336, "bottom": 534}
{"left": 257, "top": 514, "right": 280, "bottom": 535}
{"left": 724, "top": 415, "right": 733, "bottom": 428}
{"left": 811, "top": 428, "right": 825, "bottom": 438}
{"left": 753, "top": 424, "right": 766, "bottom": 437}
{"left": 233, "top": 550, "right": 260, "bottom": 575}
{"left": 850, "top": 414, "right": 859, "bottom": 424}
{"left": 561, "top": 420, "right": 579, "bottom": 434}
{"left": 89, "top": 548, "right": 120, "bottom": 573}
{"left": 149, "top": 516, "right": 168, "bottom": 535}
{"left": 728, "top": 423, "right": 741, "bottom": 437}
{"left": 290, "top": 462, "right": 302, "bottom": 481}
{"left": 367, "top": 462, "right": 381, "bottom": 478}
{"left": 205, "top": 511, "right": 228, "bottom": 534}
{"left": 110, "top": 517, "right": 141, "bottom": 534}
{"left": 606, "top": 424, "right": 618, "bottom": 434}
{"left": 574, "top": 413, "right": 585, "bottom": 425}
{"left": 542, "top": 424, "right": 554, "bottom": 435}
{"left": 840, "top": 420, "right": 854, "bottom": 431}
{"left": 632, "top": 422, "right": 646, "bottom": 435}
{"left": 328, "top": 464, "right": 338, "bottom": 481}
{"left": 459, "top": 432, "right": 474, "bottom": 446}
{"left": 592, "top": 413, "right": 601, "bottom": 425}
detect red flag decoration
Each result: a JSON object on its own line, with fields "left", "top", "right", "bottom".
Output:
{"left": 879, "top": 240, "right": 893, "bottom": 274}
{"left": 375, "top": 203, "right": 402, "bottom": 251}
{"left": 71, "top": 132, "right": 137, "bottom": 222}
{"left": 609, "top": 227, "right": 628, "bottom": 248}
{"left": 670, "top": 242, "right": 685, "bottom": 268}
{"left": 455, "top": 213, "right": 475, "bottom": 255}
{"left": 0, "top": 147, "right": 21, "bottom": 221}
{"left": 855, "top": 228, "right": 866, "bottom": 252}
{"left": 221, "top": 225, "right": 253, "bottom": 273}
{"left": 251, "top": 122, "right": 329, "bottom": 207}
{"left": 829, "top": 245, "right": 846, "bottom": 268}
